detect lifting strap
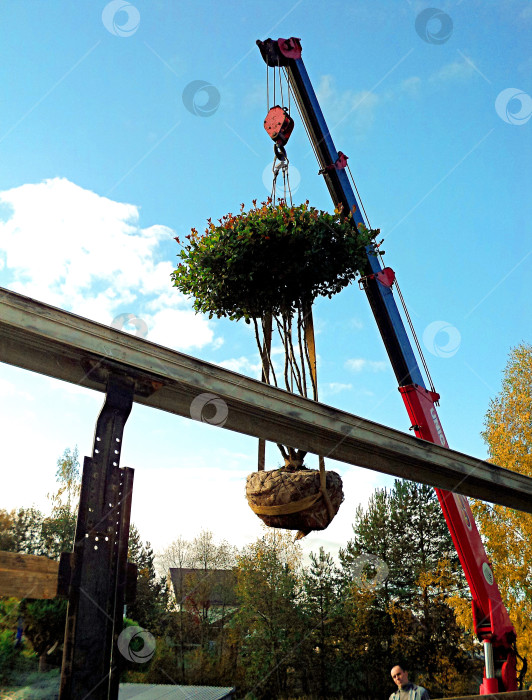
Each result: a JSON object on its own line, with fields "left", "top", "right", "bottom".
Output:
{"left": 257, "top": 313, "right": 272, "bottom": 471}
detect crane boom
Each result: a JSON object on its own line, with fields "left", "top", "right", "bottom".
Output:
{"left": 257, "top": 37, "right": 518, "bottom": 693}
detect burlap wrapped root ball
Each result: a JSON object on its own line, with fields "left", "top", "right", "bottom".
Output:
{"left": 246, "top": 468, "right": 344, "bottom": 534}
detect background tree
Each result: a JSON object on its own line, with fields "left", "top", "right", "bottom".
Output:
{"left": 300, "top": 546, "right": 343, "bottom": 698}
{"left": 340, "top": 479, "right": 479, "bottom": 698}
{"left": 185, "top": 529, "right": 238, "bottom": 649}
{"left": 0, "top": 509, "right": 15, "bottom": 551}
{"left": 232, "top": 528, "right": 305, "bottom": 699}
{"left": 18, "top": 598, "right": 67, "bottom": 672}
{"left": 470, "top": 342, "right": 532, "bottom": 686}
{"left": 141, "top": 530, "right": 239, "bottom": 687}
{"left": 156, "top": 535, "right": 193, "bottom": 680}
{"left": 41, "top": 446, "right": 81, "bottom": 559}
{"left": 0, "top": 506, "right": 45, "bottom": 555}
{"left": 127, "top": 523, "right": 168, "bottom": 635}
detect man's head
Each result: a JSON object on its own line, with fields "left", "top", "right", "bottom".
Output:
{"left": 391, "top": 665, "right": 409, "bottom": 688}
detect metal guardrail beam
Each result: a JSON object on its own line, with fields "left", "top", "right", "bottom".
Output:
{"left": 1, "top": 285, "right": 531, "bottom": 512}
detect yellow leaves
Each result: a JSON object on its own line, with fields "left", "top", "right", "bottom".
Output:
{"left": 416, "top": 558, "right": 457, "bottom": 600}
{"left": 473, "top": 343, "right": 532, "bottom": 685}
{"left": 447, "top": 592, "right": 474, "bottom": 633}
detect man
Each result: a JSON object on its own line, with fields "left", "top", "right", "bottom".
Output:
{"left": 390, "top": 665, "right": 430, "bottom": 700}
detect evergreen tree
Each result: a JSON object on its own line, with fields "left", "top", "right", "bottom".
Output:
{"left": 301, "top": 547, "right": 343, "bottom": 698}
{"left": 340, "top": 480, "right": 480, "bottom": 698}
{"left": 232, "top": 529, "right": 305, "bottom": 699}
{"left": 127, "top": 524, "right": 168, "bottom": 635}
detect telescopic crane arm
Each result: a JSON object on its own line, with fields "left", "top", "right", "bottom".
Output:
{"left": 257, "top": 37, "right": 518, "bottom": 694}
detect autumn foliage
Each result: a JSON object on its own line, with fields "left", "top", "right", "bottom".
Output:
{"left": 470, "top": 342, "right": 532, "bottom": 686}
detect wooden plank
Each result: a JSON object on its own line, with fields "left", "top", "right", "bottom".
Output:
{"left": 0, "top": 551, "right": 59, "bottom": 599}
{"left": 2, "top": 286, "right": 532, "bottom": 513}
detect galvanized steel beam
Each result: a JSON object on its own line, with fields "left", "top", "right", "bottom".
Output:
{"left": 1, "top": 286, "right": 532, "bottom": 513}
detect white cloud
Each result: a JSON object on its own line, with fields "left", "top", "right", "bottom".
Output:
{"left": 399, "top": 76, "right": 422, "bottom": 97}
{"left": 316, "top": 75, "right": 380, "bottom": 133}
{"left": 348, "top": 317, "right": 364, "bottom": 331}
{"left": 429, "top": 59, "right": 476, "bottom": 84}
{"left": 322, "top": 382, "right": 353, "bottom": 396}
{"left": 148, "top": 307, "right": 215, "bottom": 351}
{"left": 218, "top": 355, "right": 263, "bottom": 377}
{"left": 0, "top": 376, "right": 33, "bottom": 401}
{"left": 345, "top": 358, "right": 388, "bottom": 373}
{"left": 0, "top": 177, "right": 218, "bottom": 352}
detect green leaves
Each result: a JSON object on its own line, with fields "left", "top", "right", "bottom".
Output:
{"left": 171, "top": 200, "right": 377, "bottom": 321}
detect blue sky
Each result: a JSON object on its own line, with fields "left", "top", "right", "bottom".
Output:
{"left": 0, "top": 0, "right": 531, "bottom": 560}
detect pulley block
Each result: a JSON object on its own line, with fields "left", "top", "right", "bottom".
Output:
{"left": 264, "top": 105, "right": 294, "bottom": 147}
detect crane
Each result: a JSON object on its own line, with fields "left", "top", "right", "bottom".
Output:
{"left": 257, "top": 36, "right": 520, "bottom": 694}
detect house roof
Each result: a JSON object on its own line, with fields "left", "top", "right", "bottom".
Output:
{"left": 119, "top": 684, "right": 235, "bottom": 699}
{"left": 168, "top": 568, "right": 238, "bottom": 607}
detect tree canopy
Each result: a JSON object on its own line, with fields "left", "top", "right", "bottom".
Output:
{"left": 471, "top": 342, "right": 532, "bottom": 685}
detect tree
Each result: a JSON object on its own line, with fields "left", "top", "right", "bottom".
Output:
{"left": 340, "top": 480, "right": 479, "bottom": 698}
{"left": 156, "top": 535, "right": 193, "bottom": 680}
{"left": 41, "top": 446, "right": 81, "bottom": 559}
{"left": 19, "top": 598, "right": 67, "bottom": 672}
{"left": 157, "top": 535, "right": 192, "bottom": 581}
{"left": 232, "top": 528, "right": 305, "bottom": 699}
{"left": 0, "top": 506, "right": 45, "bottom": 555}
{"left": 148, "top": 530, "right": 239, "bottom": 687}
{"left": 185, "top": 530, "right": 238, "bottom": 647}
{"left": 471, "top": 342, "right": 532, "bottom": 685}
{"left": 50, "top": 446, "right": 81, "bottom": 513}
{"left": 127, "top": 524, "right": 168, "bottom": 635}
{"left": 0, "top": 447, "right": 82, "bottom": 678}
{"left": 301, "top": 547, "right": 344, "bottom": 698}
{"left": 0, "top": 509, "right": 15, "bottom": 551}
{"left": 190, "top": 528, "right": 237, "bottom": 571}
{"left": 172, "top": 202, "right": 376, "bottom": 475}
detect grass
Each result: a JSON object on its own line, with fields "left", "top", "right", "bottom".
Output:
{"left": 0, "top": 668, "right": 60, "bottom": 699}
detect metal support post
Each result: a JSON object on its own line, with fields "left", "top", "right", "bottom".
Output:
{"left": 59, "top": 374, "right": 135, "bottom": 700}
{"left": 481, "top": 640, "right": 499, "bottom": 694}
